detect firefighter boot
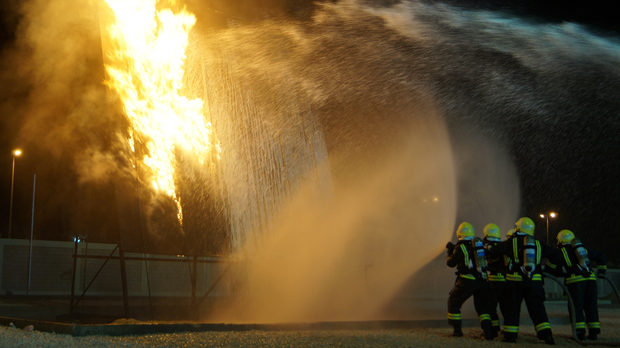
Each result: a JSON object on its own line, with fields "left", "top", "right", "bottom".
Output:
{"left": 452, "top": 322, "right": 463, "bottom": 337}
{"left": 494, "top": 325, "right": 501, "bottom": 335}
{"left": 482, "top": 320, "right": 495, "bottom": 340}
{"left": 537, "top": 328, "right": 555, "bottom": 345}
{"left": 576, "top": 328, "right": 587, "bottom": 341}
{"left": 502, "top": 335, "right": 517, "bottom": 343}
{"left": 588, "top": 328, "right": 600, "bottom": 340}
{"left": 544, "top": 333, "right": 555, "bottom": 345}
{"left": 492, "top": 327, "right": 499, "bottom": 338}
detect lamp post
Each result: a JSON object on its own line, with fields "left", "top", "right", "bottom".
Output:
{"left": 539, "top": 212, "right": 557, "bottom": 245}
{"left": 8, "top": 149, "right": 22, "bottom": 239}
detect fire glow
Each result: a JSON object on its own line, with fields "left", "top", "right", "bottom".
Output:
{"left": 103, "top": 0, "right": 212, "bottom": 224}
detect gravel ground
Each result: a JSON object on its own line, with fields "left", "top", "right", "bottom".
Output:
{"left": 1, "top": 308, "right": 620, "bottom": 348}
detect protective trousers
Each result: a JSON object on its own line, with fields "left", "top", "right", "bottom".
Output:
{"left": 489, "top": 280, "right": 506, "bottom": 332}
{"left": 447, "top": 278, "right": 493, "bottom": 337}
{"left": 567, "top": 280, "right": 600, "bottom": 336}
{"left": 502, "top": 279, "right": 552, "bottom": 341}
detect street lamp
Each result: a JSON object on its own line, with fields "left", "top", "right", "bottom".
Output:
{"left": 8, "top": 149, "right": 22, "bottom": 239}
{"left": 539, "top": 212, "right": 557, "bottom": 245}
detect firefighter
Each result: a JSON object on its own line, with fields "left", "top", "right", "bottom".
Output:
{"left": 487, "top": 217, "right": 560, "bottom": 344}
{"left": 546, "top": 229, "right": 607, "bottom": 340}
{"left": 446, "top": 222, "right": 495, "bottom": 340}
{"left": 482, "top": 223, "right": 508, "bottom": 336}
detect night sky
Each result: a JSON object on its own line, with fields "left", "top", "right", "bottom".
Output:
{"left": 1, "top": 0, "right": 619, "bottom": 261}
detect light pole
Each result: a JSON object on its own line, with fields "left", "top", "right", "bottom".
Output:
{"left": 539, "top": 212, "right": 557, "bottom": 245}
{"left": 8, "top": 149, "right": 22, "bottom": 239}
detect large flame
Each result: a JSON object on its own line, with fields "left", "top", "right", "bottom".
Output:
{"left": 103, "top": 0, "right": 211, "bottom": 224}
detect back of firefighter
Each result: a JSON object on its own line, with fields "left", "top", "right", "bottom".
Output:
{"left": 546, "top": 229, "right": 607, "bottom": 341}
{"left": 482, "top": 223, "right": 508, "bottom": 336}
{"left": 446, "top": 222, "right": 495, "bottom": 340}
{"left": 488, "top": 217, "right": 560, "bottom": 344}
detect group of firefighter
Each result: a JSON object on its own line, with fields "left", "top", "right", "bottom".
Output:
{"left": 446, "top": 217, "right": 607, "bottom": 345}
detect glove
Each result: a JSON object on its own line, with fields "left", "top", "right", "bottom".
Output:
{"left": 597, "top": 269, "right": 606, "bottom": 278}
{"left": 446, "top": 242, "right": 456, "bottom": 255}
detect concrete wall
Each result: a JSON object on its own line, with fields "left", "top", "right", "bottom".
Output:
{"left": 0, "top": 238, "right": 232, "bottom": 297}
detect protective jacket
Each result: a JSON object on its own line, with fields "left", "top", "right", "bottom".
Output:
{"left": 483, "top": 237, "right": 509, "bottom": 282}
{"left": 547, "top": 244, "right": 607, "bottom": 284}
{"left": 447, "top": 239, "right": 488, "bottom": 280}
{"left": 489, "top": 233, "right": 560, "bottom": 281}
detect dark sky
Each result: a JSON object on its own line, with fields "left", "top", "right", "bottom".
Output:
{"left": 0, "top": 0, "right": 619, "bottom": 261}
{"left": 431, "top": 0, "right": 619, "bottom": 34}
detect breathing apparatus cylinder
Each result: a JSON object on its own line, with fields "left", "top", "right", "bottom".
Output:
{"left": 503, "top": 255, "right": 512, "bottom": 271}
{"left": 471, "top": 237, "right": 488, "bottom": 277}
{"left": 522, "top": 235, "right": 537, "bottom": 278}
{"left": 571, "top": 238, "right": 590, "bottom": 273}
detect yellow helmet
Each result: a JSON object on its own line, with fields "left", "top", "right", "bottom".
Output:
{"left": 557, "top": 229, "right": 575, "bottom": 244}
{"left": 456, "top": 222, "right": 475, "bottom": 239}
{"left": 483, "top": 223, "right": 501, "bottom": 239}
{"left": 506, "top": 229, "right": 515, "bottom": 238}
{"left": 515, "top": 217, "right": 535, "bottom": 236}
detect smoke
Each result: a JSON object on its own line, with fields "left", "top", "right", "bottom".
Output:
{"left": 74, "top": 143, "right": 129, "bottom": 185}
{"left": 11, "top": 0, "right": 106, "bottom": 154}
{"left": 0, "top": 0, "right": 127, "bottom": 182}
{"left": 0, "top": 0, "right": 140, "bottom": 241}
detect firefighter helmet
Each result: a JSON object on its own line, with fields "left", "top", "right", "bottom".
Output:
{"left": 506, "top": 229, "right": 515, "bottom": 238}
{"left": 515, "top": 217, "right": 535, "bottom": 236}
{"left": 557, "top": 229, "right": 575, "bottom": 244}
{"left": 456, "top": 222, "right": 475, "bottom": 240}
{"left": 483, "top": 223, "right": 501, "bottom": 239}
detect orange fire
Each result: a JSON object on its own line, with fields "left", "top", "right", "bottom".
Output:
{"left": 103, "top": 0, "right": 212, "bottom": 224}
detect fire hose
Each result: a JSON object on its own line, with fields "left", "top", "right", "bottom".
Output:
{"left": 599, "top": 274, "right": 620, "bottom": 305}
{"left": 543, "top": 272, "right": 620, "bottom": 346}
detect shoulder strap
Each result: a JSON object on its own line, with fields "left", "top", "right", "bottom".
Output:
{"left": 561, "top": 246, "right": 573, "bottom": 267}
{"left": 512, "top": 237, "right": 519, "bottom": 264}
{"left": 460, "top": 244, "right": 469, "bottom": 266}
